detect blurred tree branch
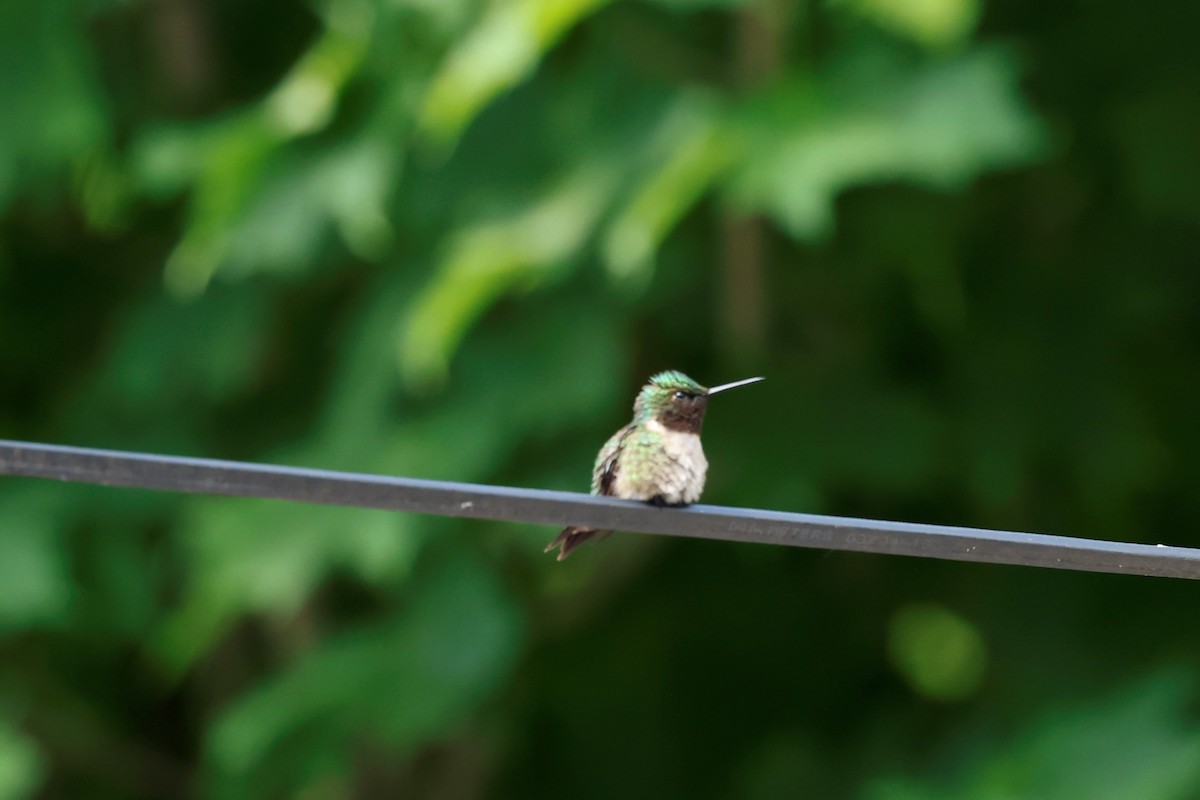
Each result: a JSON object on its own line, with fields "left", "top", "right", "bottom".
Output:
{"left": 719, "top": 0, "right": 788, "bottom": 365}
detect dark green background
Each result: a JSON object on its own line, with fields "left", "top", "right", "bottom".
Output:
{"left": 3, "top": 0, "right": 1200, "bottom": 797}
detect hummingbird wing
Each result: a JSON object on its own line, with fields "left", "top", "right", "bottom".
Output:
{"left": 545, "top": 425, "right": 634, "bottom": 560}
{"left": 591, "top": 424, "right": 634, "bottom": 496}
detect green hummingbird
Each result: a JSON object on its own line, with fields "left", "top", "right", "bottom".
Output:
{"left": 545, "top": 370, "right": 764, "bottom": 560}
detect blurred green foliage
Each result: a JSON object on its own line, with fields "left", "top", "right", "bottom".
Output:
{"left": 2, "top": 0, "right": 1200, "bottom": 797}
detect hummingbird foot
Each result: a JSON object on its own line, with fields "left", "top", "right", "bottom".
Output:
{"left": 647, "top": 494, "right": 689, "bottom": 508}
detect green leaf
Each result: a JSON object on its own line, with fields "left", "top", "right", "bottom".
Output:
{"left": 732, "top": 47, "right": 1048, "bottom": 239}
{"left": 206, "top": 554, "right": 524, "bottom": 790}
{"left": 840, "top": 0, "right": 982, "bottom": 49}
{"left": 218, "top": 138, "right": 399, "bottom": 275}
{"left": 157, "top": 116, "right": 282, "bottom": 297}
{"left": 0, "top": 2, "right": 109, "bottom": 208}
{"left": 155, "top": 501, "right": 420, "bottom": 672}
{"left": 888, "top": 603, "right": 987, "bottom": 702}
{"left": 88, "top": 289, "right": 270, "bottom": 413}
{"left": 0, "top": 488, "right": 72, "bottom": 633}
{"left": 602, "top": 93, "right": 736, "bottom": 284}
{"left": 866, "top": 672, "right": 1200, "bottom": 800}
{"left": 397, "top": 166, "right": 615, "bottom": 386}
{"left": 0, "top": 720, "right": 43, "bottom": 800}
{"left": 142, "top": 6, "right": 373, "bottom": 294}
{"left": 643, "top": 0, "right": 750, "bottom": 7}
{"left": 419, "top": 0, "right": 612, "bottom": 144}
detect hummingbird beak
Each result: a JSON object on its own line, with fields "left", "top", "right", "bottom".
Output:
{"left": 705, "top": 376, "right": 765, "bottom": 396}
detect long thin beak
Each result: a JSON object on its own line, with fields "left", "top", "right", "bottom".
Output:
{"left": 706, "top": 376, "right": 765, "bottom": 396}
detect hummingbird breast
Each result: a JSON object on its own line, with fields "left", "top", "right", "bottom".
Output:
{"left": 613, "top": 418, "right": 708, "bottom": 505}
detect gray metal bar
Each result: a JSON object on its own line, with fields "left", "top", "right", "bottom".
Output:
{"left": 1, "top": 439, "right": 1197, "bottom": 579}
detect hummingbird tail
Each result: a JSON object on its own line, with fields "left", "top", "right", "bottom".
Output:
{"left": 545, "top": 526, "right": 605, "bottom": 561}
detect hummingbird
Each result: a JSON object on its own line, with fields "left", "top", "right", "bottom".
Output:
{"left": 545, "top": 370, "right": 764, "bottom": 560}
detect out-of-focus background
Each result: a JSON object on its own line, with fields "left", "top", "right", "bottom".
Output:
{"left": 3, "top": 0, "right": 1200, "bottom": 797}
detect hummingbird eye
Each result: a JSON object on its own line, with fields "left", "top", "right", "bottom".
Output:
{"left": 673, "top": 390, "right": 689, "bottom": 401}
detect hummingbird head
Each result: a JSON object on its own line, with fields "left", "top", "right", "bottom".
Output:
{"left": 634, "top": 371, "right": 764, "bottom": 433}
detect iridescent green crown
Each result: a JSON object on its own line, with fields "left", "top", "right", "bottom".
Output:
{"left": 648, "top": 371, "right": 705, "bottom": 393}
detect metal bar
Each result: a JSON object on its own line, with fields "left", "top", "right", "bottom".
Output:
{"left": 1, "top": 439, "right": 1197, "bottom": 579}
